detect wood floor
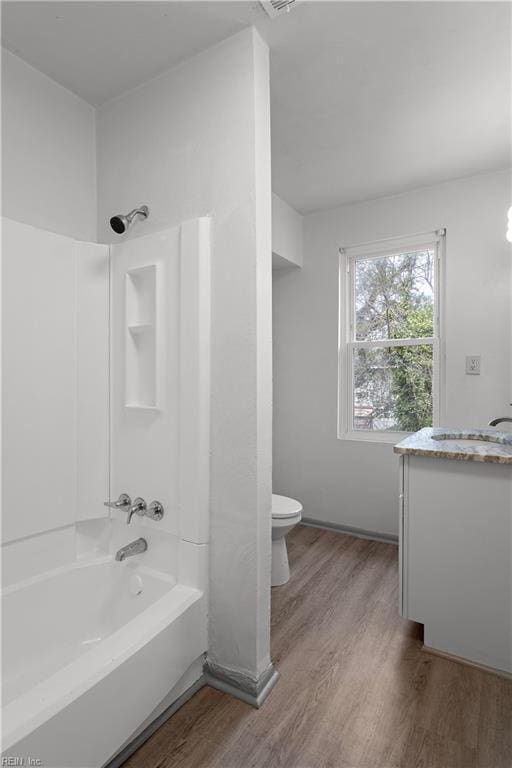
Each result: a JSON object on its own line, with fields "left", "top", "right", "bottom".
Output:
{"left": 123, "top": 525, "right": 512, "bottom": 768}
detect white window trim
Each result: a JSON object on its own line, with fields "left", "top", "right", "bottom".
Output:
{"left": 337, "top": 229, "right": 446, "bottom": 443}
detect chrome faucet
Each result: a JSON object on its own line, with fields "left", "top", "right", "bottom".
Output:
{"left": 104, "top": 493, "right": 131, "bottom": 513}
{"left": 488, "top": 417, "right": 512, "bottom": 427}
{"left": 127, "top": 497, "right": 147, "bottom": 524}
{"left": 104, "top": 494, "right": 164, "bottom": 524}
{"left": 115, "top": 538, "right": 148, "bottom": 562}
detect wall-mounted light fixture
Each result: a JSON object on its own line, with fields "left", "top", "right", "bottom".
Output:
{"left": 506, "top": 206, "right": 512, "bottom": 243}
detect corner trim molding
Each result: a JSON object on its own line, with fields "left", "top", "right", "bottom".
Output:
{"left": 301, "top": 517, "right": 398, "bottom": 545}
{"left": 204, "top": 660, "right": 279, "bottom": 708}
{"left": 104, "top": 675, "right": 205, "bottom": 768}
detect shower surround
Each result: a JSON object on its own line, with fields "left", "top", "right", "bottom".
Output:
{"left": 1, "top": 217, "right": 211, "bottom": 767}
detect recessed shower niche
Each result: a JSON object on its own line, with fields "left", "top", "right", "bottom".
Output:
{"left": 125, "top": 264, "right": 159, "bottom": 409}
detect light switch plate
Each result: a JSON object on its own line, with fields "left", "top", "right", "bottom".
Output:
{"left": 465, "top": 355, "right": 481, "bottom": 375}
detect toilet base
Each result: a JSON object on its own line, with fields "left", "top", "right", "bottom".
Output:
{"left": 271, "top": 536, "right": 290, "bottom": 587}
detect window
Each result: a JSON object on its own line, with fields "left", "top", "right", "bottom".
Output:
{"left": 338, "top": 230, "right": 444, "bottom": 441}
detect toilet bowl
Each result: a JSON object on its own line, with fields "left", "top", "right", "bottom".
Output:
{"left": 271, "top": 494, "right": 302, "bottom": 587}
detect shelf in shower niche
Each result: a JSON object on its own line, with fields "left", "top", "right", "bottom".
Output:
{"left": 127, "top": 322, "right": 154, "bottom": 333}
{"left": 125, "top": 403, "right": 160, "bottom": 412}
{"left": 126, "top": 265, "right": 156, "bottom": 325}
{"left": 125, "top": 264, "right": 158, "bottom": 409}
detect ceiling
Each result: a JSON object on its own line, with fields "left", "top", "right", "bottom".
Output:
{"left": 266, "top": 1, "right": 511, "bottom": 212}
{"left": 1, "top": 2, "right": 261, "bottom": 105}
{"left": 2, "top": 1, "right": 511, "bottom": 213}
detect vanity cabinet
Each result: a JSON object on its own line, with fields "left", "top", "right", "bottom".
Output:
{"left": 399, "top": 454, "right": 512, "bottom": 675}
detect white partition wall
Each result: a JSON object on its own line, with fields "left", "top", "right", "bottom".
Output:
{"left": 97, "top": 28, "right": 273, "bottom": 690}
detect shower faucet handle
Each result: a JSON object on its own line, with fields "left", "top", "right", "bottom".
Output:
{"left": 104, "top": 493, "right": 131, "bottom": 511}
{"left": 127, "top": 497, "right": 147, "bottom": 524}
{"left": 147, "top": 500, "right": 164, "bottom": 521}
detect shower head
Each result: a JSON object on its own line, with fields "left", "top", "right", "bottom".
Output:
{"left": 110, "top": 205, "right": 149, "bottom": 234}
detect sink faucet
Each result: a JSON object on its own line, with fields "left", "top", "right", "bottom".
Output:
{"left": 488, "top": 417, "right": 512, "bottom": 427}
{"left": 115, "top": 538, "right": 148, "bottom": 562}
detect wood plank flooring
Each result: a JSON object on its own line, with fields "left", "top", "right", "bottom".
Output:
{"left": 123, "top": 525, "right": 512, "bottom": 768}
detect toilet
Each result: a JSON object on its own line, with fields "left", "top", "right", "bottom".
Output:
{"left": 271, "top": 494, "right": 303, "bottom": 587}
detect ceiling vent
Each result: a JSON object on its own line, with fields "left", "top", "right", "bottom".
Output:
{"left": 260, "top": 0, "right": 298, "bottom": 18}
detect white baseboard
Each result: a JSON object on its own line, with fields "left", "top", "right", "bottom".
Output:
{"left": 204, "top": 660, "right": 279, "bottom": 708}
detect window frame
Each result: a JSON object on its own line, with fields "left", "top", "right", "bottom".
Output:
{"left": 337, "top": 229, "right": 445, "bottom": 443}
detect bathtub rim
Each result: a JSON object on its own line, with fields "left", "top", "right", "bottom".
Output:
{"left": 1, "top": 553, "right": 176, "bottom": 597}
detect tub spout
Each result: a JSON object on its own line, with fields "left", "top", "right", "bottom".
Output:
{"left": 115, "top": 538, "right": 148, "bottom": 561}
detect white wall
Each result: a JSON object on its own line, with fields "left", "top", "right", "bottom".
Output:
{"left": 273, "top": 170, "right": 512, "bottom": 536}
{"left": 272, "top": 193, "right": 303, "bottom": 269}
{"left": 1, "top": 50, "right": 106, "bottom": 586}
{"left": 96, "top": 29, "right": 273, "bottom": 681}
{"left": 1, "top": 49, "right": 97, "bottom": 242}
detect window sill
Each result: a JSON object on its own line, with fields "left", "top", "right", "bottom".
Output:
{"left": 338, "top": 430, "right": 411, "bottom": 445}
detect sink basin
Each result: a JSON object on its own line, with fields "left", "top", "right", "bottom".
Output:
{"left": 435, "top": 438, "right": 493, "bottom": 448}
{"left": 394, "top": 427, "right": 512, "bottom": 463}
{"left": 431, "top": 429, "right": 512, "bottom": 447}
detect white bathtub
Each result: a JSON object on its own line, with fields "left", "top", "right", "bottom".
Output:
{"left": 2, "top": 555, "right": 207, "bottom": 767}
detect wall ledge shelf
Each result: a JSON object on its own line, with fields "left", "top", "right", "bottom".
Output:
{"left": 127, "top": 322, "right": 154, "bottom": 333}
{"left": 125, "top": 403, "right": 160, "bottom": 412}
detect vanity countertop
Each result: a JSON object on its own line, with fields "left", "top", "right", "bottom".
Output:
{"left": 394, "top": 427, "right": 512, "bottom": 464}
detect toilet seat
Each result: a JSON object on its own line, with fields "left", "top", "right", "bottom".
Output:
{"left": 272, "top": 494, "right": 303, "bottom": 519}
